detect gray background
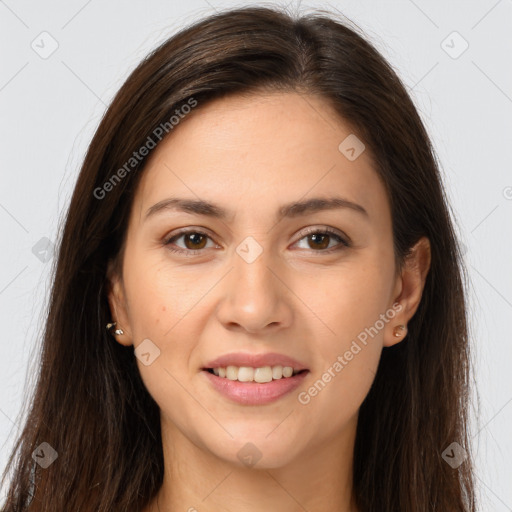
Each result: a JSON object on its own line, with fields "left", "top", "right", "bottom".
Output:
{"left": 1, "top": 0, "right": 511, "bottom": 509}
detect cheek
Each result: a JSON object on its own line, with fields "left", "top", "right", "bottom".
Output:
{"left": 294, "top": 273, "right": 386, "bottom": 434}
{"left": 292, "top": 255, "right": 392, "bottom": 413}
{"left": 123, "top": 248, "right": 206, "bottom": 339}
{"left": 122, "top": 252, "right": 223, "bottom": 387}
{"left": 300, "top": 257, "right": 393, "bottom": 347}
{"left": 122, "top": 260, "right": 204, "bottom": 412}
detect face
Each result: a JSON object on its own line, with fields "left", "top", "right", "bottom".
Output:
{"left": 108, "top": 91, "right": 429, "bottom": 469}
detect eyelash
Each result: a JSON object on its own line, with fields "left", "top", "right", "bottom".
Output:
{"left": 163, "top": 226, "right": 351, "bottom": 256}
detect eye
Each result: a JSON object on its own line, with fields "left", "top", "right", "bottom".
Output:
{"left": 164, "top": 229, "right": 218, "bottom": 255}
{"left": 292, "top": 226, "right": 351, "bottom": 253}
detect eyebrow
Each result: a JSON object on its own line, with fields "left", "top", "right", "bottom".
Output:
{"left": 144, "top": 196, "right": 369, "bottom": 222}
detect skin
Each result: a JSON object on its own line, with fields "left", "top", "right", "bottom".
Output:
{"left": 107, "top": 91, "right": 431, "bottom": 512}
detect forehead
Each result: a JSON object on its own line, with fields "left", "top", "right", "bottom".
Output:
{"left": 133, "top": 91, "right": 389, "bottom": 227}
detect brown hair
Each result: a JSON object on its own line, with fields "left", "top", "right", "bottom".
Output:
{"left": 1, "top": 5, "right": 476, "bottom": 511}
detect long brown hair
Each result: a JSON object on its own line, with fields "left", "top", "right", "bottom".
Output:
{"left": 1, "top": 5, "right": 476, "bottom": 511}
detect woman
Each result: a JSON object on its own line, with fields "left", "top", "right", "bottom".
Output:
{"left": 1, "top": 5, "right": 476, "bottom": 511}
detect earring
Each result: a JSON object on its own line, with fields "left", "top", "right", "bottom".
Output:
{"left": 106, "top": 321, "right": 124, "bottom": 336}
{"left": 393, "top": 324, "right": 407, "bottom": 337}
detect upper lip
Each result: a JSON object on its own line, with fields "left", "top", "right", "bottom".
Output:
{"left": 203, "top": 352, "right": 309, "bottom": 371}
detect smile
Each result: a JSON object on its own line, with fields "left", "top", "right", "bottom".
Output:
{"left": 202, "top": 367, "right": 309, "bottom": 405}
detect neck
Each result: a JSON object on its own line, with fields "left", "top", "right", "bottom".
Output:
{"left": 151, "top": 413, "right": 359, "bottom": 512}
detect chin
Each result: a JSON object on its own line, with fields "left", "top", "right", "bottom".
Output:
{"left": 205, "top": 433, "right": 303, "bottom": 470}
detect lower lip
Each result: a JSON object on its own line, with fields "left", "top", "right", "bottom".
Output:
{"left": 202, "top": 370, "right": 309, "bottom": 405}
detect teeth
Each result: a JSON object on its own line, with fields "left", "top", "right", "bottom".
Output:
{"left": 254, "top": 367, "right": 272, "bottom": 383}
{"left": 226, "top": 366, "right": 238, "bottom": 380}
{"left": 282, "top": 366, "right": 293, "bottom": 378}
{"left": 272, "top": 365, "right": 283, "bottom": 379}
{"left": 210, "top": 365, "right": 300, "bottom": 382}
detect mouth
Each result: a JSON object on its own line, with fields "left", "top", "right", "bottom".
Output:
{"left": 201, "top": 365, "right": 310, "bottom": 405}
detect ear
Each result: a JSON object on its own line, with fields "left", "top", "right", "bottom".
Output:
{"left": 384, "top": 236, "right": 431, "bottom": 347}
{"left": 106, "top": 259, "right": 133, "bottom": 346}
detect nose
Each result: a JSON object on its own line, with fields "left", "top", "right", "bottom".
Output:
{"left": 215, "top": 249, "right": 294, "bottom": 334}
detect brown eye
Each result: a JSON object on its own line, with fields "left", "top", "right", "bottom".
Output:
{"left": 164, "top": 229, "right": 217, "bottom": 255}
{"left": 307, "top": 233, "right": 330, "bottom": 250}
{"left": 182, "top": 232, "right": 208, "bottom": 250}
{"left": 294, "top": 227, "right": 350, "bottom": 253}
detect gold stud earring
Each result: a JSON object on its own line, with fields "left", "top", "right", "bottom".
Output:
{"left": 393, "top": 324, "right": 406, "bottom": 337}
{"left": 106, "top": 321, "right": 124, "bottom": 336}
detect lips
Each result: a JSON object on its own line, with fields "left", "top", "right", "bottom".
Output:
{"left": 202, "top": 367, "right": 309, "bottom": 405}
{"left": 202, "top": 352, "right": 309, "bottom": 372}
